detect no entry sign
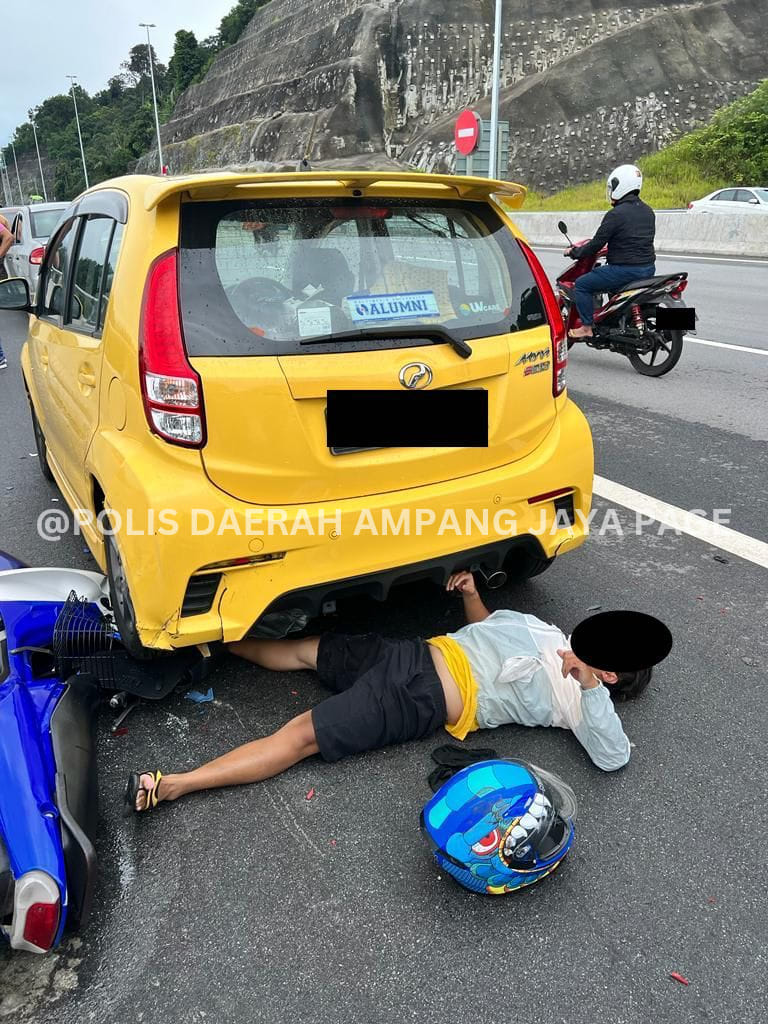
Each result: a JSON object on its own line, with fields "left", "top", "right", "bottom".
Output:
{"left": 454, "top": 110, "right": 481, "bottom": 155}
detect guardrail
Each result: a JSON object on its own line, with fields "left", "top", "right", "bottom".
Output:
{"left": 511, "top": 211, "right": 767, "bottom": 258}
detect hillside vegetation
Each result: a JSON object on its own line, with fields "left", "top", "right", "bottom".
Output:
{"left": 2, "top": 1, "right": 268, "bottom": 200}
{"left": 524, "top": 78, "right": 768, "bottom": 210}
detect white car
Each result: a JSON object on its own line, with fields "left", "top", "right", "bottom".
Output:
{"left": 0, "top": 202, "right": 68, "bottom": 299}
{"left": 687, "top": 187, "right": 768, "bottom": 213}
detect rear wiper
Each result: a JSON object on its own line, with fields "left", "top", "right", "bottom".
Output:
{"left": 299, "top": 324, "right": 473, "bottom": 359}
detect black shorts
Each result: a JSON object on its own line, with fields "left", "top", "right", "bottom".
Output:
{"left": 311, "top": 634, "right": 447, "bottom": 763}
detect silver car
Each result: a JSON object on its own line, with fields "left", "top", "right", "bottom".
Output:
{"left": 687, "top": 186, "right": 768, "bottom": 213}
{"left": 0, "top": 203, "right": 68, "bottom": 298}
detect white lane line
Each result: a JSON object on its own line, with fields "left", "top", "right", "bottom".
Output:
{"left": 593, "top": 475, "right": 768, "bottom": 569}
{"left": 534, "top": 245, "right": 767, "bottom": 265}
{"left": 684, "top": 336, "right": 768, "bottom": 356}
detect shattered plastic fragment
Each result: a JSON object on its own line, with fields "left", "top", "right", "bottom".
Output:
{"left": 305, "top": 787, "right": 315, "bottom": 801}
{"left": 185, "top": 687, "right": 214, "bottom": 703}
{"left": 669, "top": 972, "right": 689, "bottom": 986}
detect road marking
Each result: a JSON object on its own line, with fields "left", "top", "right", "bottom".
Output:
{"left": 684, "top": 336, "right": 767, "bottom": 356}
{"left": 594, "top": 475, "right": 768, "bottom": 569}
{"left": 534, "top": 245, "right": 767, "bottom": 265}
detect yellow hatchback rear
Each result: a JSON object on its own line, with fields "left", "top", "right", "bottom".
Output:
{"left": 20, "top": 171, "right": 593, "bottom": 653}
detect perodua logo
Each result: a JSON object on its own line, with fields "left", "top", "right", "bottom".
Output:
{"left": 399, "top": 362, "right": 433, "bottom": 389}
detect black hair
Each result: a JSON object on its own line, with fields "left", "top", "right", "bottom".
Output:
{"left": 609, "top": 666, "right": 653, "bottom": 702}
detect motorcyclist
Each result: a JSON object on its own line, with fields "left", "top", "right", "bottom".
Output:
{"left": 565, "top": 164, "right": 656, "bottom": 339}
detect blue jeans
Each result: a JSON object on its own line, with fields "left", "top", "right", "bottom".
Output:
{"left": 573, "top": 263, "right": 656, "bottom": 326}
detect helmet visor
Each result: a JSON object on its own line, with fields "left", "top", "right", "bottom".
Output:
{"left": 529, "top": 764, "right": 578, "bottom": 822}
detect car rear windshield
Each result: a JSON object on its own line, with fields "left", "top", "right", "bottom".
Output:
{"left": 179, "top": 198, "right": 547, "bottom": 357}
{"left": 30, "top": 208, "right": 65, "bottom": 239}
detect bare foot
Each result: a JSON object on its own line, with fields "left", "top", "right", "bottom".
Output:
{"left": 569, "top": 326, "right": 594, "bottom": 338}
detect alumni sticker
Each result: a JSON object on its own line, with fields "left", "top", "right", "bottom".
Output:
{"left": 346, "top": 290, "right": 440, "bottom": 323}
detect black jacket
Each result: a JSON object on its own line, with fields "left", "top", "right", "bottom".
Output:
{"left": 570, "top": 194, "right": 655, "bottom": 265}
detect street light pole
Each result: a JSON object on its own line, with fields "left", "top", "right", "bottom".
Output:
{"left": 0, "top": 150, "right": 11, "bottom": 205}
{"left": 487, "top": 0, "right": 503, "bottom": 180}
{"left": 10, "top": 142, "right": 23, "bottom": 200}
{"left": 67, "top": 75, "right": 90, "bottom": 189}
{"left": 139, "top": 23, "right": 165, "bottom": 175}
{"left": 31, "top": 118, "right": 49, "bottom": 201}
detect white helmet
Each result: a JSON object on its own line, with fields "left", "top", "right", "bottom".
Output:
{"left": 606, "top": 164, "right": 643, "bottom": 202}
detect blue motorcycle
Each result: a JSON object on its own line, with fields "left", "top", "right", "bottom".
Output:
{"left": 0, "top": 551, "right": 207, "bottom": 953}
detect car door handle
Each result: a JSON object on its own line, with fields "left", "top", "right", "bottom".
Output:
{"left": 78, "top": 369, "right": 97, "bottom": 388}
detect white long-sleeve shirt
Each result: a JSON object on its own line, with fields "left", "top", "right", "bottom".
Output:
{"left": 447, "top": 610, "right": 632, "bottom": 771}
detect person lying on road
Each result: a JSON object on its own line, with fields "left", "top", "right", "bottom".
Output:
{"left": 126, "top": 571, "right": 656, "bottom": 813}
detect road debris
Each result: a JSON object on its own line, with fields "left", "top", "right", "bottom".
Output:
{"left": 669, "top": 972, "right": 689, "bottom": 986}
{"left": 185, "top": 687, "right": 214, "bottom": 703}
{"left": 305, "top": 787, "right": 315, "bottom": 801}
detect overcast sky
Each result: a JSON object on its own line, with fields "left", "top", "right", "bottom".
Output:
{"left": 1, "top": 0, "right": 235, "bottom": 143}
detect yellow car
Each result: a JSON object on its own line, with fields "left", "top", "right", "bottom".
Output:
{"left": 2, "top": 171, "right": 593, "bottom": 654}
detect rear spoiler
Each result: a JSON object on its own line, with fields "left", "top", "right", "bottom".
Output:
{"left": 142, "top": 171, "right": 527, "bottom": 211}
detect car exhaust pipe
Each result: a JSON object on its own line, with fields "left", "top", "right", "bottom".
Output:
{"left": 475, "top": 564, "right": 508, "bottom": 590}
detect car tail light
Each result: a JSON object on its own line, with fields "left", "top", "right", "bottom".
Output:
{"left": 517, "top": 238, "right": 568, "bottom": 397}
{"left": 10, "top": 870, "right": 60, "bottom": 953}
{"left": 29, "top": 246, "right": 45, "bottom": 265}
{"left": 139, "top": 249, "right": 206, "bottom": 447}
{"left": 687, "top": 202, "right": 693, "bottom": 209}
{"left": 669, "top": 280, "right": 688, "bottom": 299}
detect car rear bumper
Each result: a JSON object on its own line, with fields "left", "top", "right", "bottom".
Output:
{"left": 92, "top": 397, "right": 593, "bottom": 649}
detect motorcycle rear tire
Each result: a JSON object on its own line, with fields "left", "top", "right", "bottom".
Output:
{"left": 628, "top": 329, "right": 683, "bottom": 377}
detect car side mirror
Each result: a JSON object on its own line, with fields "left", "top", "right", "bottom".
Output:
{"left": 557, "top": 220, "right": 569, "bottom": 235}
{"left": 748, "top": 197, "right": 759, "bottom": 204}
{"left": 0, "top": 277, "right": 32, "bottom": 311}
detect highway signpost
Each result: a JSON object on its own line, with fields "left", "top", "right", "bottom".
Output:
{"left": 454, "top": 111, "right": 510, "bottom": 179}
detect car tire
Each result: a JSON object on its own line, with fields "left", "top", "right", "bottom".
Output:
{"left": 104, "top": 528, "right": 151, "bottom": 660}
{"left": 28, "top": 400, "right": 55, "bottom": 482}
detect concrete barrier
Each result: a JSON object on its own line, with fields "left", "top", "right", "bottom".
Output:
{"left": 510, "top": 210, "right": 767, "bottom": 258}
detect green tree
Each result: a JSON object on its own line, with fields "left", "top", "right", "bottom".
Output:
{"left": 168, "top": 30, "right": 208, "bottom": 94}
{"left": 218, "top": 0, "right": 265, "bottom": 47}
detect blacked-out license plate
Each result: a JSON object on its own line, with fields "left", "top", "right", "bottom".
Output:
{"left": 326, "top": 389, "right": 488, "bottom": 449}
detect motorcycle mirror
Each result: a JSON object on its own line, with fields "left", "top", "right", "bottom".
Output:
{"left": 557, "top": 220, "right": 569, "bottom": 235}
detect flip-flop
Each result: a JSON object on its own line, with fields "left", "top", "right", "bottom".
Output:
{"left": 124, "top": 770, "right": 164, "bottom": 816}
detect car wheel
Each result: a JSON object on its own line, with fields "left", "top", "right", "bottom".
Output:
{"left": 28, "top": 400, "right": 55, "bottom": 482}
{"left": 104, "top": 528, "right": 151, "bottom": 659}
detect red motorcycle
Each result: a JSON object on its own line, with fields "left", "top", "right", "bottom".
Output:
{"left": 555, "top": 220, "right": 690, "bottom": 377}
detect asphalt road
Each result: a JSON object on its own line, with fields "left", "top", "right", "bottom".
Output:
{"left": 1, "top": 252, "right": 767, "bottom": 1024}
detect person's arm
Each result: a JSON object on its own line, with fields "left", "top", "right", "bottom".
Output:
{"left": 556, "top": 650, "right": 630, "bottom": 771}
{"left": 0, "top": 224, "right": 12, "bottom": 261}
{"left": 567, "top": 208, "right": 617, "bottom": 260}
{"left": 446, "top": 570, "right": 490, "bottom": 624}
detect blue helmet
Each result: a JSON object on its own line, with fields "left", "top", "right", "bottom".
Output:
{"left": 421, "top": 760, "right": 576, "bottom": 895}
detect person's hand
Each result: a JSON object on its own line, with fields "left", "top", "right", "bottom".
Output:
{"left": 556, "top": 648, "right": 600, "bottom": 688}
{"left": 446, "top": 570, "right": 477, "bottom": 596}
